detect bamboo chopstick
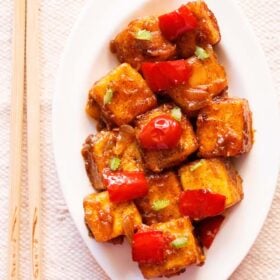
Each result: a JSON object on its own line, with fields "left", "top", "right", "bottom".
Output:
{"left": 8, "top": 0, "right": 26, "bottom": 279}
{"left": 26, "top": 0, "right": 42, "bottom": 279}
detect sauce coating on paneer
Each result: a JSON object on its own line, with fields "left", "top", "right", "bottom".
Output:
{"left": 176, "top": 1, "right": 221, "bottom": 58}
{"left": 179, "top": 158, "right": 243, "bottom": 209}
{"left": 167, "top": 45, "right": 227, "bottom": 115}
{"left": 187, "top": 1, "right": 221, "bottom": 45}
{"left": 82, "top": 126, "right": 144, "bottom": 191}
{"left": 135, "top": 172, "right": 182, "bottom": 225}
{"left": 111, "top": 16, "right": 176, "bottom": 70}
{"left": 196, "top": 98, "right": 253, "bottom": 157}
{"left": 137, "top": 218, "right": 204, "bottom": 278}
{"left": 84, "top": 192, "right": 142, "bottom": 242}
{"left": 135, "top": 104, "right": 198, "bottom": 172}
{"left": 87, "top": 63, "right": 157, "bottom": 126}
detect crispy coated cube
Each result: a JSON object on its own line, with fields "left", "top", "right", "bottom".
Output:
{"left": 135, "top": 104, "right": 198, "bottom": 172}
{"left": 111, "top": 16, "right": 176, "bottom": 70}
{"left": 82, "top": 126, "right": 144, "bottom": 191}
{"left": 179, "top": 158, "right": 243, "bottom": 208}
{"left": 84, "top": 191, "right": 142, "bottom": 242}
{"left": 167, "top": 46, "right": 227, "bottom": 115}
{"left": 197, "top": 98, "right": 253, "bottom": 157}
{"left": 138, "top": 218, "right": 204, "bottom": 278}
{"left": 87, "top": 63, "right": 157, "bottom": 126}
{"left": 176, "top": 1, "right": 221, "bottom": 58}
{"left": 135, "top": 172, "right": 182, "bottom": 225}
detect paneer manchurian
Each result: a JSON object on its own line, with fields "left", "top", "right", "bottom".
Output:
{"left": 82, "top": 1, "right": 253, "bottom": 278}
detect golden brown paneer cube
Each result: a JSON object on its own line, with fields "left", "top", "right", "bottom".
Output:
{"left": 176, "top": 1, "right": 221, "bottom": 58}
{"left": 82, "top": 126, "right": 144, "bottom": 191}
{"left": 167, "top": 46, "right": 227, "bottom": 115}
{"left": 110, "top": 16, "right": 176, "bottom": 70}
{"left": 135, "top": 172, "right": 182, "bottom": 225}
{"left": 87, "top": 63, "right": 157, "bottom": 126}
{"left": 188, "top": 1, "right": 221, "bottom": 45}
{"left": 134, "top": 104, "right": 198, "bottom": 172}
{"left": 138, "top": 218, "right": 204, "bottom": 278}
{"left": 197, "top": 98, "right": 253, "bottom": 157}
{"left": 84, "top": 191, "right": 142, "bottom": 242}
{"left": 179, "top": 158, "right": 243, "bottom": 208}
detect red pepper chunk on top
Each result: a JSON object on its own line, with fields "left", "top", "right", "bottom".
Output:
{"left": 132, "top": 231, "right": 166, "bottom": 264}
{"left": 141, "top": 60, "right": 192, "bottom": 92}
{"left": 179, "top": 190, "right": 226, "bottom": 219}
{"left": 138, "top": 115, "right": 182, "bottom": 150}
{"left": 159, "top": 5, "right": 198, "bottom": 41}
{"left": 103, "top": 170, "right": 148, "bottom": 203}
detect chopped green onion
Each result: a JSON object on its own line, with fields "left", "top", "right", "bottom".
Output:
{"left": 171, "top": 107, "right": 182, "bottom": 121}
{"left": 135, "top": 29, "right": 152, "bottom": 40}
{"left": 190, "top": 160, "right": 204, "bottom": 172}
{"left": 152, "top": 199, "right": 170, "bottom": 211}
{"left": 103, "top": 88, "right": 113, "bottom": 105}
{"left": 195, "top": 46, "right": 209, "bottom": 60}
{"left": 109, "top": 157, "right": 121, "bottom": 171}
{"left": 171, "top": 237, "right": 188, "bottom": 249}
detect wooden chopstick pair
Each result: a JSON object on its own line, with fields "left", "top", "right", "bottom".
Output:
{"left": 8, "top": 0, "right": 41, "bottom": 279}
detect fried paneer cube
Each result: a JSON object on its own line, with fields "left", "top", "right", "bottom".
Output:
{"left": 135, "top": 104, "right": 198, "bottom": 172}
{"left": 135, "top": 172, "right": 182, "bottom": 225}
{"left": 179, "top": 158, "right": 243, "bottom": 208}
{"left": 138, "top": 218, "right": 204, "bottom": 278}
{"left": 197, "top": 98, "right": 253, "bottom": 157}
{"left": 110, "top": 16, "right": 176, "bottom": 70}
{"left": 82, "top": 126, "right": 144, "bottom": 191}
{"left": 188, "top": 1, "right": 221, "bottom": 45}
{"left": 87, "top": 63, "right": 157, "bottom": 126}
{"left": 167, "top": 46, "right": 227, "bottom": 115}
{"left": 84, "top": 192, "right": 142, "bottom": 242}
{"left": 176, "top": 1, "right": 221, "bottom": 58}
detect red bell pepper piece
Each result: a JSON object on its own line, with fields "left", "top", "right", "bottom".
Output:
{"left": 138, "top": 114, "right": 182, "bottom": 150}
{"left": 159, "top": 5, "right": 198, "bottom": 41}
{"left": 179, "top": 190, "right": 226, "bottom": 219}
{"left": 141, "top": 60, "right": 192, "bottom": 92}
{"left": 103, "top": 171, "right": 148, "bottom": 203}
{"left": 196, "top": 215, "right": 225, "bottom": 249}
{"left": 132, "top": 231, "right": 166, "bottom": 264}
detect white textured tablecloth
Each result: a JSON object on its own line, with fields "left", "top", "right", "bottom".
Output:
{"left": 0, "top": 0, "right": 279, "bottom": 279}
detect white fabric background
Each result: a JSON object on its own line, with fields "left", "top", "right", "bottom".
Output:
{"left": 0, "top": 0, "right": 279, "bottom": 279}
